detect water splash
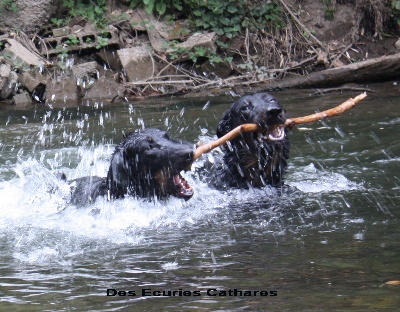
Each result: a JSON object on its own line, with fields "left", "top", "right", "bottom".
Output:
{"left": 202, "top": 101, "right": 210, "bottom": 110}
{"left": 287, "top": 163, "right": 361, "bottom": 193}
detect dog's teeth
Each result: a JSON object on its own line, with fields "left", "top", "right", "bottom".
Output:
{"left": 264, "top": 126, "right": 285, "bottom": 141}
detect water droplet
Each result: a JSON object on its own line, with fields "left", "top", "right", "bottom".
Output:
{"left": 334, "top": 126, "right": 346, "bottom": 138}
{"left": 128, "top": 104, "right": 134, "bottom": 115}
{"left": 353, "top": 233, "right": 364, "bottom": 240}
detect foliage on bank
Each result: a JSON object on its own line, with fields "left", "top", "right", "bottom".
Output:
{"left": 1, "top": 0, "right": 400, "bottom": 102}
{"left": 53, "top": 0, "right": 283, "bottom": 40}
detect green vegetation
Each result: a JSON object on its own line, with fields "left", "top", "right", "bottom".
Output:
{"left": 392, "top": 0, "right": 400, "bottom": 26}
{"left": 65, "top": 34, "right": 80, "bottom": 46}
{"left": 56, "top": 0, "right": 282, "bottom": 39}
{"left": 322, "top": 0, "right": 335, "bottom": 20}
{"left": 167, "top": 42, "right": 232, "bottom": 64}
{"left": 129, "top": 0, "right": 282, "bottom": 38}
{"left": 47, "top": 0, "right": 283, "bottom": 64}
{"left": 60, "top": 0, "right": 108, "bottom": 28}
{"left": 128, "top": 0, "right": 179, "bottom": 15}
{"left": 96, "top": 35, "right": 109, "bottom": 50}
{"left": 0, "top": 0, "right": 18, "bottom": 14}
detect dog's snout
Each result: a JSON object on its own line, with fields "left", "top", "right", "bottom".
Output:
{"left": 181, "top": 148, "right": 194, "bottom": 160}
{"left": 171, "top": 146, "right": 194, "bottom": 161}
{"left": 267, "top": 105, "right": 282, "bottom": 117}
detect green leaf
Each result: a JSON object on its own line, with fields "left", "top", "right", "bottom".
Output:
{"left": 144, "top": 0, "right": 155, "bottom": 14}
{"left": 173, "top": 0, "right": 183, "bottom": 11}
{"left": 227, "top": 5, "right": 238, "bottom": 13}
{"left": 220, "top": 17, "right": 231, "bottom": 26}
{"left": 87, "top": 10, "right": 95, "bottom": 20}
{"left": 224, "top": 56, "right": 233, "bottom": 63}
{"left": 193, "top": 10, "right": 202, "bottom": 17}
{"left": 94, "top": 6, "right": 103, "bottom": 14}
{"left": 156, "top": 1, "right": 167, "bottom": 15}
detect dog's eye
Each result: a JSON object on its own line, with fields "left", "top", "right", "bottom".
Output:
{"left": 147, "top": 137, "right": 154, "bottom": 143}
{"left": 241, "top": 105, "right": 250, "bottom": 112}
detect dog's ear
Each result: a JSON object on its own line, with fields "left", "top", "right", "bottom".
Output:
{"left": 216, "top": 111, "right": 233, "bottom": 138}
{"left": 106, "top": 149, "right": 130, "bottom": 190}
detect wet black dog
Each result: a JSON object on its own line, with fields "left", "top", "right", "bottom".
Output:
{"left": 209, "top": 92, "right": 290, "bottom": 189}
{"left": 69, "top": 129, "right": 194, "bottom": 205}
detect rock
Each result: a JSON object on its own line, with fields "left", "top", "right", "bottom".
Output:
{"left": 13, "top": 91, "right": 31, "bottom": 107}
{"left": 97, "top": 48, "right": 122, "bottom": 71}
{"left": 117, "top": 45, "right": 155, "bottom": 82}
{"left": 141, "top": 11, "right": 170, "bottom": 54}
{"left": 19, "top": 71, "right": 46, "bottom": 92}
{"left": 39, "top": 25, "right": 120, "bottom": 56}
{"left": 45, "top": 78, "right": 78, "bottom": 103}
{"left": 0, "top": 63, "right": 13, "bottom": 99}
{"left": 0, "top": 71, "right": 18, "bottom": 100}
{"left": 129, "top": 11, "right": 147, "bottom": 31}
{"left": 72, "top": 61, "right": 99, "bottom": 80}
{"left": 0, "top": 63, "right": 11, "bottom": 79}
{"left": 177, "top": 32, "right": 216, "bottom": 51}
{"left": 84, "top": 76, "right": 125, "bottom": 101}
{"left": 316, "top": 49, "right": 329, "bottom": 68}
{"left": 147, "top": 29, "right": 168, "bottom": 54}
{"left": 0, "top": 0, "right": 58, "bottom": 32}
{"left": 200, "top": 61, "right": 232, "bottom": 78}
{"left": 167, "top": 20, "right": 191, "bottom": 40}
{"left": 395, "top": 39, "right": 400, "bottom": 50}
{"left": 68, "top": 16, "right": 87, "bottom": 28}
{"left": 45, "top": 71, "right": 125, "bottom": 103}
{"left": 131, "top": 9, "right": 190, "bottom": 53}
{"left": 53, "top": 27, "right": 71, "bottom": 37}
{"left": 167, "top": 32, "right": 217, "bottom": 61}
{"left": 3, "top": 38, "right": 44, "bottom": 67}
{"left": 0, "top": 65, "right": 9, "bottom": 97}
{"left": 331, "top": 59, "right": 344, "bottom": 68}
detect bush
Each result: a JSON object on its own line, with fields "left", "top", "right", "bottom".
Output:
{"left": 60, "top": 0, "right": 108, "bottom": 28}
{"left": 129, "top": 0, "right": 283, "bottom": 38}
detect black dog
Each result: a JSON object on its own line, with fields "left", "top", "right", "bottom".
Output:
{"left": 209, "top": 92, "right": 290, "bottom": 189}
{"left": 69, "top": 128, "right": 194, "bottom": 205}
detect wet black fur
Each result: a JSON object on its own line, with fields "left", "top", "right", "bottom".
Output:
{"left": 69, "top": 129, "right": 194, "bottom": 205}
{"left": 210, "top": 92, "right": 290, "bottom": 189}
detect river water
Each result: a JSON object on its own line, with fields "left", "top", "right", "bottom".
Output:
{"left": 0, "top": 87, "right": 399, "bottom": 311}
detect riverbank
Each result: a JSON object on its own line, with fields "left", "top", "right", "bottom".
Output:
{"left": 0, "top": 0, "right": 399, "bottom": 107}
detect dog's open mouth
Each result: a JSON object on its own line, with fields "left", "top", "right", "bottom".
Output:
{"left": 258, "top": 125, "right": 285, "bottom": 141}
{"left": 173, "top": 173, "right": 194, "bottom": 199}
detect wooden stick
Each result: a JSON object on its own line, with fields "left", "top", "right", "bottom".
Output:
{"left": 193, "top": 124, "right": 259, "bottom": 160}
{"left": 284, "top": 92, "right": 367, "bottom": 128}
{"left": 193, "top": 92, "right": 367, "bottom": 160}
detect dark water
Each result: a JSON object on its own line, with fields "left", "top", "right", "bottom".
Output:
{"left": 0, "top": 87, "right": 399, "bottom": 311}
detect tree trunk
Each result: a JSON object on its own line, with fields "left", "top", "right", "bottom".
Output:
{"left": 262, "top": 53, "right": 400, "bottom": 90}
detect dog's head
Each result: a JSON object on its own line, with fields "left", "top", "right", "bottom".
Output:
{"left": 106, "top": 129, "right": 194, "bottom": 200}
{"left": 217, "top": 92, "right": 287, "bottom": 140}
{"left": 216, "top": 92, "right": 289, "bottom": 187}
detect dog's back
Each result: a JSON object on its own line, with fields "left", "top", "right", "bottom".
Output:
{"left": 70, "top": 176, "right": 108, "bottom": 206}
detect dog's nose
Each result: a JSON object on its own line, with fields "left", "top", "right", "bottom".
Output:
{"left": 267, "top": 106, "right": 282, "bottom": 118}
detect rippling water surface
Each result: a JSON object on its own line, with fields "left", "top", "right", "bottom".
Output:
{"left": 0, "top": 88, "right": 399, "bottom": 311}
